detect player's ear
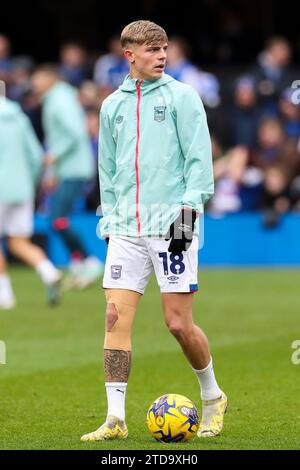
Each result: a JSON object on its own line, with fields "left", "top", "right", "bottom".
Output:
{"left": 123, "top": 48, "right": 135, "bottom": 63}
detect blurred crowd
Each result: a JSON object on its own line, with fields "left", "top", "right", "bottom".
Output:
{"left": 1, "top": 32, "right": 300, "bottom": 227}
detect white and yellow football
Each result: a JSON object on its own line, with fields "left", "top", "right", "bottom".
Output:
{"left": 146, "top": 393, "right": 199, "bottom": 443}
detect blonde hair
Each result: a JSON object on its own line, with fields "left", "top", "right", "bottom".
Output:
{"left": 120, "top": 20, "right": 168, "bottom": 49}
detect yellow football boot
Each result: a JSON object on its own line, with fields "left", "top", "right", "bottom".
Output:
{"left": 197, "top": 392, "right": 228, "bottom": 438}
{"left": 81, "top": 415, "right": 128, "bottom": 442}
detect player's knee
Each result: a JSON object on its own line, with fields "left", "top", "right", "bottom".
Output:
{"left": 104, "top": 302, "right": 132, "bottom": 351}
{"left": 6, "top": 237, "right": 15, "bottom": 250}
{"left": 166, "top": 320, "right": 186, "bottom": 340}
{"left": 7, "top": 237, "right": 20, "bottom": 252}
{"left": 106, "top": 302, "right": 119, "bottom": 332}
{"left": 104, "top": 290, "right": 139, "bottom": 350}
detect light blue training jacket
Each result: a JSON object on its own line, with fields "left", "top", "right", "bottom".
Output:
{"left": 0, "top": 98, "right": 43, "bottom": 203}
{"left": 99, "top": 73, "right": 214, "bottom": 237}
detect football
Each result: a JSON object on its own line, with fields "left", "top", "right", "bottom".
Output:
{"left": 146, "top": 393, "right": 199, "bottom": 443}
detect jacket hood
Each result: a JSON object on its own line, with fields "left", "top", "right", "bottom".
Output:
{"left": 119, "top": 73, "right": 174, "bottom": 94}
{"left": 0, "top": 98, "right": 22, "bottom": 120}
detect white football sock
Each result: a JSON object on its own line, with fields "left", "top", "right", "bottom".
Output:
{"left": 36, "top": 259, "right": 60, "bottom": 285}
{"left": 193, "top": 358, "right": 222, "bottom": 401}
{"left": 105, "top": 382, "right": 127, "bottom": 421}
{"left": 0, "top": 274, "right": 14, "bottom": 297}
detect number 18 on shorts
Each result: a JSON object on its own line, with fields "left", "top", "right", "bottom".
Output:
{"left": 103, "top": 236, "right": 199, "bottom": 294}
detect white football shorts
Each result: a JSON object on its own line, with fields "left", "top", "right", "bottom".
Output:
{"left": 0, "top": 201, "right": 34, "bottom": 238}
{"left": 103, "top": 235, "right": 199, "bottom": 294}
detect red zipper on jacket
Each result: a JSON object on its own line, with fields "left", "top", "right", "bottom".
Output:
{"left": 135, "top": 80, "right": 143, "bottom": 235}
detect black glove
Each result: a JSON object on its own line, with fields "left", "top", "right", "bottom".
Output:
{"left": 105, "top": 237, "right": 109, "bottom": 246}
{"left": 165, "top": 208, "right": 197, "bottom": 253}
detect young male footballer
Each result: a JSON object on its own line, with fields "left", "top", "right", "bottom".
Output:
{"left": 0, "top": 98, "right": 61, "bottom": 308}
{"left": 81, "top": 20, "right": 227, "bottom": 442}
{"left": 31, "top": 66, "right": 103, "bottom": 290}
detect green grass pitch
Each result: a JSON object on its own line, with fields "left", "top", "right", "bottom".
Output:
{"left": 1, "top": 267, "right": 300, "bottom": 450}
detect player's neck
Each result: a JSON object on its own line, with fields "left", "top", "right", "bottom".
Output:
{"left": 130, "top": 72, "right": 145, "bottom": 81}
{"left": 129, "top": 67, "right": 151, "bottom": 81}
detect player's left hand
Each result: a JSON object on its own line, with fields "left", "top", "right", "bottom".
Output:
{"left": 165, "top": 208, "right": 197, "bottom": 253}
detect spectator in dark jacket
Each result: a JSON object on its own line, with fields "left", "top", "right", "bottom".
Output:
{"left": 260, "top": 164, "right": 292, "bottom": 227}
{"left": 230, "top": 75, "right": 260, "bottom": 148}
{"left": 251, "top": 117, "right": 300, "bottom": 176}
{"left": 252, "top": 36, "right": 295, "bottom": 115}
{"left": 279, "top": 88, "right": 300, "bottom": 139}
{"left": 59, "top": 42, "right": 88, "bottom": 88}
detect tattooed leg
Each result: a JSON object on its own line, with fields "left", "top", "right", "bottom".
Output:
{"left": 80, "top": 350, "right": 131, "bottom": 441}
{"left": 80, "top": 285, "right": 141, "bottom": 440}
{"left": 104, "top": 349, "right": 132, "bottom": 383}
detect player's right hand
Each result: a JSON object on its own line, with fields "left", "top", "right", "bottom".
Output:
{"left": 165, "top": 208, "right": 196, "bottom": 253}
